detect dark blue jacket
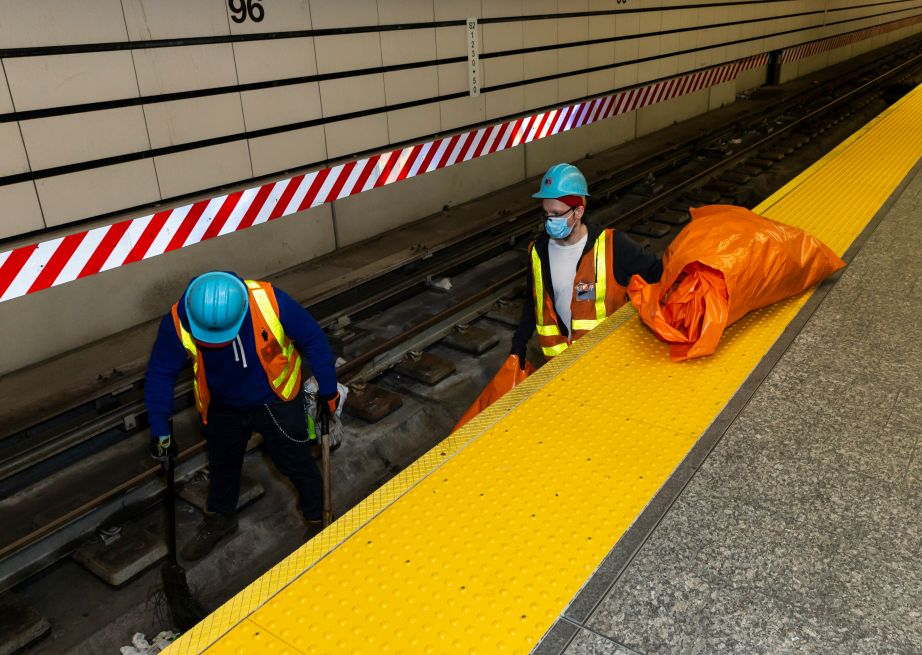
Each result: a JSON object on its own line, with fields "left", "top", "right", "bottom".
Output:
{"left": 144, "top": 277, "right": 337, "bottom": 437}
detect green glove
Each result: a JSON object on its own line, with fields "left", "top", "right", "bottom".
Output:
{"left": 149, "top": 434, "right": 178, "bottom": 461}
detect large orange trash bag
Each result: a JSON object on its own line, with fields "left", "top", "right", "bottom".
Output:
{"left": 628, "top": 205, "right": 845, "bottom": 361}
{"left": 453, "top": 355, "right": 534, "bottom": 431}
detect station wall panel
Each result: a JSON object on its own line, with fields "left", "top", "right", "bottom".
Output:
{"left": 0, "top": 0, "right": 128, "bottom": 49}
{"left": 378, "top": 0, "right": 434, "bottom": 24}
{"left": 310, "top": 0, "right": 379, "bottom": 29}
{"left": 232, "top": 37, "right": 318, "bottom": 84}
{"left": 707, "top": 79, "right": 738, "bottom": 111}
{"left": 385, "top": 66, "right": 440, "bottom": 106}
{"left": 132, "top": 44, "right": 238, "bottom": 96}
{"left": 153, "top": 141, "right": 253, "bottom": 199}
{"left": 0, "top": 123, "right": 30, "bottom": 177}
{"left": 121, "top": 0, "right": 231, "bottom": 40}
{"left": 240, "top": 83, "right": 323, "bottom": 132}
{"left": 330, "top": 133, "right": 525, "bottom": 248}
{"left": 387, "top": 104, "right": 442, "bottom": 144}
{"left": 636, "top": 85, "right": 710, "bottom": 137}
{"left": 19, "top": 107, "right": 149, "bottom": 169}
{"left": 248, "top": 126, "right": 327, "bottom": 177}
{"left": 143, "top": 96, "right": 246, "bottom": 148}
{"left": 0, "top": 183, "right": 44, "bottom": 240}
{"left": 0, "top": 64, "right": 12, "bottom": 114}
{"left": 3, "top": 51, "right": 138, "bottom": 111}
{"left": 486, "top": 87, "right": 525, "bottom": 121}
{"left": 36, "top": 160, "right": 160, "bottom": 228}
{"left": 324, "top": 113, "right": 390, "bottom": 159}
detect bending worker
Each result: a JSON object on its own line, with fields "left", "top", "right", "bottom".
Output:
{"left": 144, "top": 271, "right": 339, "bottom": 560}
{"left": 511, "top": 163, "right": 663, "bottom": 364}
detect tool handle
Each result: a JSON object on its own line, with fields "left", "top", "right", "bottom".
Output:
{"left": 163, "top": 418, "right": 179, "bottom": 564}
{"left": 321, "top": 414, "right": 333, "bottom": 528}
{"left": 165, "top": 448, "right": 178, "bottom": 564}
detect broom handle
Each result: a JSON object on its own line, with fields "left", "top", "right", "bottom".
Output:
{"left": 165, "top": 454, "right": 178, "bottom": 564}
{"left": 321, "top": 414, "right": 332, "bottom": 528}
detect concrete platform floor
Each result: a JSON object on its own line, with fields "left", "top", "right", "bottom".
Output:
{"left": 536, "top": 166, "right": 922, "bottom": 653}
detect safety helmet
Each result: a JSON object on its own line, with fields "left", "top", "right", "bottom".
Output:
{"left": 532, "top": 163, "right": 590, "bottom": 199}
{"left": 184, "top": 272, "right": 249, "bottom": 344}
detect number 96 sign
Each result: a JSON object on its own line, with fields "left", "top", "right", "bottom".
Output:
{"left": 229, "top": 0, "right": 264, "bottom": 23}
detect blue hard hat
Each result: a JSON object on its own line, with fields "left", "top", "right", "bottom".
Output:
{"left": 184, "top": 272, "right": 249, "bottom": 344}
{"left": 532, "top": 163, "right": 590, "bottom": 199}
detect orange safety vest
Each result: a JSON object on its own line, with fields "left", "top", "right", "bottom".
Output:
{"left": 530, "top": 229, "right": 627, "bottom": 358}
{"left": 171, "top": 280, "right": 303, "bottom": 424}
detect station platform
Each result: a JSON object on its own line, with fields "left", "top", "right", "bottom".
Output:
{"left": 165, "top": 83, "right": 922, "bottom": 655}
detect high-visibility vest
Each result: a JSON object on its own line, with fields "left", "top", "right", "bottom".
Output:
{"left": 171, "top": 279, "right": 303, "bottom": 424}
{"left": 530, "top": 229, "right": 627, "bottom": 359}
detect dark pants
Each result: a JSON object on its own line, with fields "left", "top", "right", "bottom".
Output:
{"left": 203, "top": 392, "right": 322, "bottom": 520}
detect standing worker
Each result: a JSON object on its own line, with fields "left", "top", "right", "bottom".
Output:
{"left": 511, "top": 163, "right": 663, "bottom": 364}
{"left": 144, "top": 271, "right": 339, "bottom": 560}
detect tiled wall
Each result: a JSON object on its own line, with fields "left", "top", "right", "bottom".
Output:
{"left": 2, "top": 0, "right": 922, "bottom": 242}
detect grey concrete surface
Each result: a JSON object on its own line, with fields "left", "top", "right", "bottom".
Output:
{"left": 538, "top": 144, "right": 922, "bottom": 654}
{"left": 564, "top": 628, "right": 638, "bottom": 655}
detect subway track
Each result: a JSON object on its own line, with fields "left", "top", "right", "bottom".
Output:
{"left": 2, "top": 34, "right": 922, "bottom": 602}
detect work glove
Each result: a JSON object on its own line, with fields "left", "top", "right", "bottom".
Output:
{"left": 149, "top": 434, "right": 179, "bottom": 462}
{"left": 317, "top": 390, "right": 341, "bottom": 423}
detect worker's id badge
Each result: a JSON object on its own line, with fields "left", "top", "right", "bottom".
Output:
{"left": 575, "top": 281, "right": 595, "bottom": 301}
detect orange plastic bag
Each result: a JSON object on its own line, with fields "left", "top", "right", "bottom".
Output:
{"left": 628, "top": 205, "right": 845, "bottom": 361}
{"left": 453, "top": 355, "right": 535, "bottom": 431}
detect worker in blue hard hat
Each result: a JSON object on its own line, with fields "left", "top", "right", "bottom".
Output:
{"left": 144, "top": 271, "right": 339, "bottom": 559}
{"left": 511, "top": 163, "right": 663, "bottom": 364}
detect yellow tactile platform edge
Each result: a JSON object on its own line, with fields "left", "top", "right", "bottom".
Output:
{"left": 168, "top": 82, "right": 922, "bottom": 655}
{"left": 166, "top": 305, "right": 638, "bottom": 655}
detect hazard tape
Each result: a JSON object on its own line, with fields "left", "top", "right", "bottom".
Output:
{"left": 0, "top": 50, "right": 796, "bottom": 305}
{"left": 780, "top": 13, "right": 922, "bottom": 63}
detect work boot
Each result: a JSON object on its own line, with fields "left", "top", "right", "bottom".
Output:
{"left": 181, "top": 512, "right": 238, "bottom": 561}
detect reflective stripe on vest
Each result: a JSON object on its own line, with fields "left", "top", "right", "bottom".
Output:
{"left": 173, "top": 312, "right": 206, "bottom": 417}
{"left": 531, "top": 245, "right": 569, "bottom": 357}
{"left": 245, "top": 280, "right": 302, "bottom": 399}
{"left": 570, "top": 230, "right": 608, "bottom": 332}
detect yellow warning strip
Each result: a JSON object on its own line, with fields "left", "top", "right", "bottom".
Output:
{"left": 168, "top": 82, "right": 922, "bottom": 655}
{"left": 165, "top": 316, "right": 642, "bottom": 655}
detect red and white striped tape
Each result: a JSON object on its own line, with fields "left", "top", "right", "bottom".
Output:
{"left": 780, "top": 13, "right": 922, "bottom": 63}
{"left": 0, "top": 52, "right": 769, "bottom": 304}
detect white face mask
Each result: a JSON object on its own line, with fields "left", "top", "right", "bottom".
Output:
{"left": 545, "top": 215, "right": 574, "bottom": 239}
{"left": 544, "top": 207, "right": 576, "bottom": 239}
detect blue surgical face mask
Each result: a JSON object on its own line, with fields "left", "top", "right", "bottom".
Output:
{"left": 545, "top": 210, "right": 574, "bottom": 239}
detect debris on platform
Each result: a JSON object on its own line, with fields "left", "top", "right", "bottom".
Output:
{"left": 429, "top": 276, "right": 453, "bottom": 292}
{"left": 119, "top": 631, "right": 178, "bottom": 655}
